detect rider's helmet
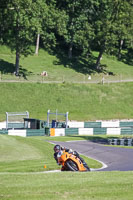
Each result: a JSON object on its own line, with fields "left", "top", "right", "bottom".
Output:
{"left": 54, "top": 145, "right": 61, "bottom": 153}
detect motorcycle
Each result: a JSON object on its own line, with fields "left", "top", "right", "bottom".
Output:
{"left": 57, "top": 150, "right": 90, "bottom": 172}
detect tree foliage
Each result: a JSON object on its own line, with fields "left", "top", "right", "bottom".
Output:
{"left": 0, "top": 0, "right": 133, "bottom": 75}
{"left": 0, "top": 0, "right": 47, "bottom": 74}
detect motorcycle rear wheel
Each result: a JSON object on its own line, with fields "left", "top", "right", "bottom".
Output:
{"left": 66, "top": 160, "right": 79, "bottom": 171}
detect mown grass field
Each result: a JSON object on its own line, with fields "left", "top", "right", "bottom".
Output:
{"left": 0, "top": 135, "right": 133, "bottom": 200}
{"left": 1, "top": 171, "right": 133, "bottom": 200}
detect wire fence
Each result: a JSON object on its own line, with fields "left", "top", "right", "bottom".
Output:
{"left": 0, "top": 72, "right": 133, "bottom": 84}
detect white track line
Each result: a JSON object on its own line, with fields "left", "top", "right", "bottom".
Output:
{"left": 0, "top": 170, "right": 61, "bottom": 175}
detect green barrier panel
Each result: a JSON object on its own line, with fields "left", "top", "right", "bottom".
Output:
{"left": 0, "top": 130, "right": 8, "bottom": 134}
{"left": 120, "top": 122, "right": 133, "bottom": 127}
{"left": 84, "top": 122, "right": 101, "bottom": 128}
{"left": 8, "top": 123, "right": 24, "bottom": 129}
{"left": 26, "top": 129, "right": 45, "bottom": 137}
{"left": 121, "top": 128, "right": 133, "bottom": 135}
{"left": 93, "top": 128, "right": 107, "bottom": 135}
{"left": 65, "top": 128, "right": 78, "bottom": 136}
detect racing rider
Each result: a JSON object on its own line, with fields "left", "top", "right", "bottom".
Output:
{"left": 53, "top": 144, "right": 89, "bottom": 170}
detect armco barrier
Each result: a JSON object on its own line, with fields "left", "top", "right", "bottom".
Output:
{"left": 49, "top": 127, "right": 133, "bottom": 136}
{"left": 8, "top": 130, "right": 26, "bottom": 137}
{"left": 8, "top": 123, "right": 24, "bottom": 129}
{"left": 1, "top": 120, "right": 133, "bottom": 137}
{"left": 65, "top": 128, "right": 78, "bottom": 136}
{"left": 120, "top": 121, "right": 133, "bottom": 127}
{"left": 68, "top": 121, "right": 84, "bottom": 128}
{"left": 84, "top": 122, "right": 101, "bottom": 128}
{"left": 121, "top": 127, "right": 133, "bottom": 135}
{"left": 0, "top": 129, "right": 8, "bottom": 134}
{"left": 0, "top": 129, "right": 45, "bottom": 137}
{"left": 79, "top": 128, "right": 93, "bottom": 136}
{"left": 0, "top": 127, "right": 133, "bottom": 137}
{"left": 26, "top": 129, "right": 45, "bottom": 137}
{"left": 107, "top": 128, "right": 121, "bottom": 135}
{"left": 2, "top": 120, "right": 133, "bottom": 130}
{"left": 93, "top": 128, "right": 107, "bottom": 135}
{"left": 101, "top": 121, "right": 120, "bottom": 128}
{"left": 68, "top": 120, "right": 133, "bottom": 128}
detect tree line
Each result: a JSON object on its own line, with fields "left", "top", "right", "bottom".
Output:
{"left": 0, "top": 0, "right": 133, "bottom": 75}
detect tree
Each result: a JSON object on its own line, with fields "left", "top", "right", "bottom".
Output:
{"left": 41, "top": 2, "right": 57, "bottom": 51}
{"left": 90, "top": 0, "right": 133, "bottom": 69}
{"left": 110, "top": 0, "right": 133, "bottom": 60}
{"left": 0, "top": 0, "right": 46, "bottom": 75}
{"left": 89, "top": 0, "right": 116, "bottom": 69}
{"left": 34, "top": 0, "right": 50, "bottom": 55}
{"left": 55, "top": 0, "right": 93, "bottom": 59}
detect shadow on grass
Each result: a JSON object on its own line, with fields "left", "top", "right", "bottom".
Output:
{"left": 0, "top": 59, "right": 33, "bottom": 80}
{"left": 67, "top": 135, "right": 121, "bottom": 144}
{"left": 0, "top": 59, "right": 15, "bottom": 73}
{"left": 52, "top": 49, "right": 115, "bottom": 76}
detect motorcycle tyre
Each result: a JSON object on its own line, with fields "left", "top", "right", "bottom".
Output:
{"left": 66, "top": 160, "right": 79, "bottom": 171}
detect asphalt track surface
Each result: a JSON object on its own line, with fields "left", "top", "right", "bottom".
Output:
{"left": 51, "top": 140, "right": 133, "bottom": 171}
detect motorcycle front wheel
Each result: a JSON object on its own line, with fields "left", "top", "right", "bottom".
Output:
{"left": 66, "top": 160, "right": 79, "bottom": 171}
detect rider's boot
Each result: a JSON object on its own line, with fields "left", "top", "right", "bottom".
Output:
{"left": 79, "top": 157, "right": 90, "bottom": 171}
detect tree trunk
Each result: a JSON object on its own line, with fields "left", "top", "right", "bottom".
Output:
{"left": 68, "top": 42, "right": 73, "bottom": 59}
{"left": 118, "top": 39, "right": 123, "bottom": 60}
{"left": 35, "top": 33, "right": 40, "bottom": 55}
{"left": 15, "top": 50, "right": 20, "bottom": 75}
{"left": 95, "top": 48, "right": 104, "bottom": 70}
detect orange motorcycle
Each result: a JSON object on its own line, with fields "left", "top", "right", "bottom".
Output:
{"left": 57, "top": 150, "right": 90, "bottom": 172}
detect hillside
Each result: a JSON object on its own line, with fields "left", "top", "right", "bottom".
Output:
{"left": 0, "top": 46, "right": 133, "bottom": 122}
{"left": 0, "top": 82, "right": 133, "bottom": 121}
{"left": 0, "top": 45, "right": 133, "bottom": 83}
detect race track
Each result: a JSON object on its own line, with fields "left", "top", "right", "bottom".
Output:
{"left": 50, "top": 140, "right": 133, "bottom": 171}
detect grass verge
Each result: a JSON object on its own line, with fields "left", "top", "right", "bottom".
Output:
{"left": 0, "top": 172, "right": 133, "bottom": 200}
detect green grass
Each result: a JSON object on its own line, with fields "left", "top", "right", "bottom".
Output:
{"left": 0, "top": 135, "right": 42, "bottom": 162}
{"left": 0, "top": 82, "right": 133, "bottom": 121}
{"left": 0, "top": 172, "right": 133, "bottom": 200}
{"left": 100, "top": 54, "right": 133, "bottom": 80}
{"left": 0, "top": 135, "right": 102, "bottom": 172}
